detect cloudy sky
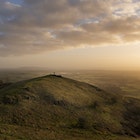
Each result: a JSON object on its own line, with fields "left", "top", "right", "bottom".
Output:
{"left": 0, "top": 0, "right": 140, "bottom": 70}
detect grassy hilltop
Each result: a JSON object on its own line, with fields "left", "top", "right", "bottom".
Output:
{"left": 0, "top": 74, "right": 139, "bottom": 140}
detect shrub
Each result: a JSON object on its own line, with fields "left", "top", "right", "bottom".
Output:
{"left": 3, "top": 95, "right": 21, "bottom": 105}
{"left": 75, "top": 117, "right": 89, "bottom": 129}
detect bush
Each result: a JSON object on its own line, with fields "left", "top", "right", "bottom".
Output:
{"left": 3, "top": 95, "right": 21, "bottom": 105}
{"left": 75, "top": 117, "right": 89, "bottom": 129}
{"left": 89, "top": 101, "right": 100, "bottom": 109}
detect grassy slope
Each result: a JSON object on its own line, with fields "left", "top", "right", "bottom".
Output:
{"left": 0, "top": 75, "right": 139, "bottom": 140}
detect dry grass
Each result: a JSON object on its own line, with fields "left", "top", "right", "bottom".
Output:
{"left": 0, "top": 75, "right": 139, "bottom": 140}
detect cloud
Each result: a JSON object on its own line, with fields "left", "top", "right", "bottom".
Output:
{"left": 0, "top": 0, "right": 140, "bottom": 56}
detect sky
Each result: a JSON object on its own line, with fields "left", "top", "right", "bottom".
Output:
{"left": 0, "top": 0, "right": 140, "bottom": 70}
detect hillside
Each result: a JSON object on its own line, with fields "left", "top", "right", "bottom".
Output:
{"left": 0, "top": 74, "right": 139, "bottom": 140}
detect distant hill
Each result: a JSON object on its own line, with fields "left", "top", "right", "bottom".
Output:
{"left": 0, "top": 75, "right": 139, "bottom": 140}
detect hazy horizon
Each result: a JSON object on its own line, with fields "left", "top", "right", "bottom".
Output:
{"left": 0, "top": 0, "right": 140, "bottom": 70}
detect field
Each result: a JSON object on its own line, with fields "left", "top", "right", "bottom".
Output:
{"left": 0, "top": 70, "right": 140, "bottom": 99}
{"left": 64, "top": 70, "right": 140, "bottom": 99}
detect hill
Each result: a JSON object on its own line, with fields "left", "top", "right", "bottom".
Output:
{"left": 0, "top": 74, "right": 139, "bottom": 140}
